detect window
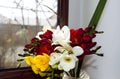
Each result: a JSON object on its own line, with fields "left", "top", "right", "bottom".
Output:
{"left": 0, "top": 0, "right": 68, "bottom": 68}
{"left": 57, "top": 0, "right": 69, "bottom": 26}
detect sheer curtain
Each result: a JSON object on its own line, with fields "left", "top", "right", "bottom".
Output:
{"left": 69, "top": 0, "right": 120, "bottom": 79}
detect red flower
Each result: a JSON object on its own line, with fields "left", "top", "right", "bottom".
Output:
{"left": 36, "top": 39, "right": 53, "bottom": 55}
{"left": 31, "top": 38, "right": 39, "bottom": 43}
{"left": 70, "top": 28, "right": 84, "bottom": 46}
{"left": 40, "top": 30, "right": 53, "bottom": 39}
{"left": 88, "top": 42, "right": 96, "bottom": 48}
{"left": 24, "top": 26, "right": 98, "bottom": 61}
{"left": 70, "top": 27, "right": 97, "bottom": 60}
{"left": 83, "top": 35, "right": 91, "bottom": 42}
{"left": 84, "top": 27, "right": 91, "bottom": 33}
{"left": 25, "top": 44, "right": 33, "bottom": 49}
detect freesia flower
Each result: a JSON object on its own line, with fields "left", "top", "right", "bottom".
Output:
{"left": 37, "top": 39, "right": 53, "bottom": 55}
{"left": 39, "top": 30, "right": 53, "bottom": 39}
{"left": 36, "top": 26, "right": 53, "bottom": 39}
{"left": 52, "top": 26, "right": 70, "bottom": 46}
{"left": 72, "top": 46, "right": 84, "bottom": 56}
{"left": 24, "top": 56, "right": 34, "bottom": 66}
{"left": 36, "top": 32, "right": 43, "bottom": 40}
{"left": 49, "top": 45, "right": 83, "bottom": 72}
{"left": 22, "top": 25, "right": 103, "bottom": 79}
{"left": 24, "top": 53, "right": 50, "bottom": 74}
{"left": 49, "top": 52, "right": 62, "bottom": 66}
{"left": 54, "top": 45, "right": 84, "bottom": 56}
{"left": 70, "top": 28, "right": 84, "bottom": 46}
{"left": 59, "top": 54, "right": 78, "bottom": 72}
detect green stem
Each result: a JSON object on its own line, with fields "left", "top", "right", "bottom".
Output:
{"left": 76, "top": 60, "right": 83, "bottom": 77}
{"left": 89, "top": 0, "right": 107, "bottom": 29}
{"left": 51, "top": 69, "right": 54, "bottom": 79}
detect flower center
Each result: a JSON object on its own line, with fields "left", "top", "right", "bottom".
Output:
{"left": 64, "top": 57, "right": 71, "bottom": 62}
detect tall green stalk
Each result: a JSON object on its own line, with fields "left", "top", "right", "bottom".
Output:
{"left": 77, "top": 0, "right": 107, "bottom": 77}
{"left": 88, "top": 0, "right": 107, "bottom": 30}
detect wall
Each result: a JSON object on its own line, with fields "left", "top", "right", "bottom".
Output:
{"left": 68, "top": 0, "right": 82, "bottom": 28}
{"left": 69, "top": 0, "right": 120, "bottom": 79}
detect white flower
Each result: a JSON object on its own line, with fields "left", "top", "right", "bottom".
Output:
{"left": 49, "top": 53, "right": 62, "bottom": 66}
{"left": 49, "top": 45, "right": 83, "bottom": 71}
{"left": 59, "top": 54, "right": 78, "bottom": 72}
{"left": 52, "top": 26, "right": 70, "bottom": 46}
{"left": 72, "top": 46, "right": 84, "bottom": 56}
{"left": 55, "top": 45, "right": 84, "bottom": 56}
{"left": 54, "top": 46, "right": 68, "bottom": 54}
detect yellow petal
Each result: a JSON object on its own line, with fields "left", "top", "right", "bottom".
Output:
{"left": 34, "top": 54, "right": 50, "bottom": 71}
{"left": 31, "top": 65, "right": 40, "bottom": 74}
{"left": 24, "top": 56, "right": 34, "bottom": 66}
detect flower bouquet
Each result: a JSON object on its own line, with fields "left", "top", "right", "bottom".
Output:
{"left": 18, "top": 25, "right": 102, "bottom": 79}
{"left": 18, "top": 0, "right": 107, "bottom": 79}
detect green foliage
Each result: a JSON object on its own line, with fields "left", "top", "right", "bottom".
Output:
{"left": 89, "top": 0, "right": 107, "bottom": 28}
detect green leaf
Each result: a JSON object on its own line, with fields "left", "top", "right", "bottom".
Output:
{"left": 17, "top": 63, "right": 22, "bottom": 68}
{"left": 18, "top": 53, "right": 30, "bottom": 57}
{"left": 95, "top": 53, "right": 104, "bottom": 56}
{"left": 17, "top": 59, "right": 24, "bottom": 62}
{"left": 89, "top": 0, "right": 107, "bottom": 29}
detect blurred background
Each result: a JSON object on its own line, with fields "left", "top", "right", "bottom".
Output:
{"left": 0, "top": 0, "right": 57, "bottom": 68}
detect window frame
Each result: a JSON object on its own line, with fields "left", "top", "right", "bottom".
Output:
{"left": 57, "top": 0, "right": 69, "bottom": 27}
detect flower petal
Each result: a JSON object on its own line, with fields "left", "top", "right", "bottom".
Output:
{"left": 61, "top": 26, "right": 70, "bottom": 42}
{"left": 72, "top": 46, "right": 84, "bottom": 56}
{"left": 49, "top": 53, "right": 62, "bottom": 66}
{"left": 36, "top": 32, "right": 43, "bottom": 39}
{"left": 59, "top": 54, "right": 77, "bottom": 72}
{"left": 24, "top": 56, "right": 34, "bottom": 66}
{"left": 52, "top": 26, "right": 70, "bottom": 46}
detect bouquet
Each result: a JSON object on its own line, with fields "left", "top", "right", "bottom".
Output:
{"left": 18, "top": 0, "right": 107, "bottom": 79}
{"left": 18, "top": 25, "right": 103, "bottom": 79}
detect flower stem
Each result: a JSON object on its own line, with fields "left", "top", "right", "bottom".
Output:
{"left": 76, "top": 60, "right": 83, "bottom": 77}
{"left": 88, "top": 0, "right": 107, "bottom": 29}
{"left": 51, "top": 69, "right": 54, "bottom": 79}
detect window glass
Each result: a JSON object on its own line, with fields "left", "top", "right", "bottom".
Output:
{"left": 0, "top": 0, "right": 57, "bottom": 26}
{"left": 0, "top": 0, "right": 58, "bottom": 68}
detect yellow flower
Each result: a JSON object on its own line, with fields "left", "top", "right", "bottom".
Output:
{"left": 24, "top": 53, "right": 50, "bottom": 75}
{"left": 34, "top": 53, "right": 50, "bottom": 71}
{"left": 24, "top": 56, "right": 34, "bottom": 66}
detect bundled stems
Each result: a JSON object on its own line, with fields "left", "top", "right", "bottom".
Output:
{"left": 76, "top": 60, "right": 83, "bottom": 77}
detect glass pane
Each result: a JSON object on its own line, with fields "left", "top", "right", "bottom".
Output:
{"left": 0, "top": 0, "right": 58, "bottom": 68}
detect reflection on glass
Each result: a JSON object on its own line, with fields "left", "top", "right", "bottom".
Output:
{"left": 0, "top": 0, "right": 58, "bottom": 68}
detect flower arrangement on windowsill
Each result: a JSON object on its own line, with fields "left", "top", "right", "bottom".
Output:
{"left": 18, "top": 25, "right": 103, "bottom": 79}
{"left": 18, "top": 0, "right": 107, "bottom": 79}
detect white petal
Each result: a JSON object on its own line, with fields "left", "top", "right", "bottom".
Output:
{"left": 61, "top": 26, "right": 70, "bottom": 40}
{"left": 59, "top": 54, "right": 77, "bottom": 72}
{"left": 49, "top": 53, "right": 62, "bottom": 65}
{"left": 72, "top": 46, "right": 84, "bottom": 56}
{"left": 54, "top": 46, "right": 66, "bottom": 53}
{"left": 52, "top": 26, "right": 70, "bottom": 46}
{"left": 35, "top": 32, "right": 43, "bottom": 39}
